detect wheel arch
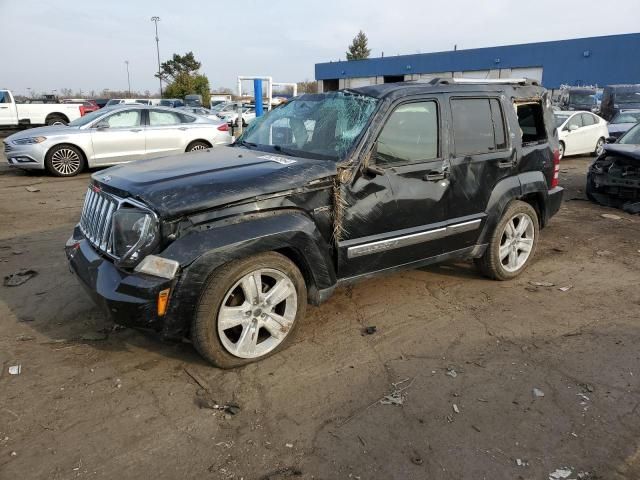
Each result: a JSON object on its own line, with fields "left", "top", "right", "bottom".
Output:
{"left": 159, "top": 210, "right": 336, "bottom": 338}
{"left": 186, "top": 139, "right": 213, "bottom": 151}
{"left": 46, "top": 142, "right": 88, "bottom": 164}
{"left": 45, "top": 112, "right": 70, "bottom": 124}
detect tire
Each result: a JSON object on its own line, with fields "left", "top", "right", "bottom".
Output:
{"left": 186, "top": 140, "right": 211, "bottom": 152}
{"left": 558, "top": 141, "right": 565, "bottom": 160}
{"left": 45, "top": 144, "right": 85, "bottom": 177}
{"left": 585, "top": 173, "right": 597, "bottom": 202}
{"left": 592, "top": 137, "right": 605, "bottom": 157}
{"left": 191, "top": 252, "right": 307, "bottom": 368}
{"left": 474, "top": 200, "right": 540, "bottom": 281}
{"left": 46, "top": 115, "right": 67, "bottom": 126}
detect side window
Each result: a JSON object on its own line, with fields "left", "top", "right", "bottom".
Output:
{"left": 376, "top": 101, "right": 438, "bottom": 166}
{"left": 490, "top": 99, "right": 507, "bottom": 150}
{"left": 566, "top": 114, "right": 583, "bottom": 130}
{"left": 104, "top": 110, "right": 141, "bottom": 128}
{"left": 149, "top": 110, "right": 182, "bottom": 126}
{"left": 451, "top": 98, "right": 495, "bottom": 155}
{"left": 581, "top": 113, "right": 596, "bottom": 126}
{"left": 516, "top": 101, "right": 547, "bottom": 144}
{"left": 179, "top": 113, "right": 196, "bottom": 123}
{"left": 0, "top": 92, "right": 7, "bottom": 103}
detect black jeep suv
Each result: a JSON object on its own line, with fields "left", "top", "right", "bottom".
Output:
{"left": 66, "top": 79, "right": 563, "bottom": 368}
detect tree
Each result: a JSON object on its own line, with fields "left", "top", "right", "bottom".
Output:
{"left": 346, "top": 31, "right": 371, "bottom": 61}
{"left": 296, "top": 80, "right": 318, "bottom": 94}
{"left": 156, "top": 51, "right": 211, "bottom": 105}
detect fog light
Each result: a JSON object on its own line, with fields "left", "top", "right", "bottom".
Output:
{"left": 157, "top": 288, "right": 171, "bottom": 317}
{"left": 134, "top": 255, "right": 179, "bottom": 279}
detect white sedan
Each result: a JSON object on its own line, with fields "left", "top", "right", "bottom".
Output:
{"left": 555, "top": 111, "right": 609, "bottom": 159}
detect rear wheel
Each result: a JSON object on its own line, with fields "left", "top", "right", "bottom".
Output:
{"left": 593, "top": 137, "right": 605, "bottom": 156}
{"left": 46, "top": 115, "right": 67, "bottom": 126}
{"left": 191, "top": 252, "right": 307, "bottom": 368}
{"left": 45, "top": 145, "right": 85, "bottom": 177}
{"left": 558, "top": 141, "right": 565, "bottom": 160}
{"left": 475, "top": 200, "right": 539, "bottom": 280}
{"left": 186, "top": 140, "right": 211, "bottom": 152}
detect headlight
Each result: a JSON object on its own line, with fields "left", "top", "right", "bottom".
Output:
{"left": 112, "top": 208, "right": 158, "bottom": 265}
{"left": 13, "top": 136, "right": 47, "bottom": 145}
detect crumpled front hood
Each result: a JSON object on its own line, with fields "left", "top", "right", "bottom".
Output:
{"left": 603, "top": 143, "right": 640, "bottom": 161}
{"left": 93, "top": 146, "right": 337, "bottom": 218}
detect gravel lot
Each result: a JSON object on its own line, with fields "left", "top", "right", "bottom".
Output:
{"left": 1, "top": 143, "right": 639, "bottom": 480}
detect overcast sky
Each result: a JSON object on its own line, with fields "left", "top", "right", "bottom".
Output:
{"left": 1, "top": 0, "right": 639, "bottom": 97}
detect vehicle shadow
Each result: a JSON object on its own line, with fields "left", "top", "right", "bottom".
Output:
{"left": 0, "top": 224, "right": 210, "bottom": 367}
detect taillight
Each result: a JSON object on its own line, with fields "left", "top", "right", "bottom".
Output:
{"left": 79, "top": 106, "right": 87, "bottom": 116}
{"left": 551, "top": 148, "right": 560, "bottom": 188}
{"left": 217, "top": 123, "right": 229, "bottom": 132}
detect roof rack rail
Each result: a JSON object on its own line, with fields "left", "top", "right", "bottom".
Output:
{"left": 419, "top": 77, "right": 540, "bottom": 86}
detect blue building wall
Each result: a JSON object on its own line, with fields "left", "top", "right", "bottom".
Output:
{"left": 315, "top": 33, "right": 640, "bottom": 88}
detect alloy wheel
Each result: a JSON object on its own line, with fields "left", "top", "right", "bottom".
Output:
{"left": 217, "top": 268, "right": 298, "bottom": 359}
{"left": 595, "top": 138, "right": 605, "bottom": 156}
{"left": 499, "top": 213, "right": 535, "bottom": 273}
{"left": 190, "top": 144, "right": 207, "bottom": 151}
{"left": 51, "top": 148, "right": 81, "bottom": 175}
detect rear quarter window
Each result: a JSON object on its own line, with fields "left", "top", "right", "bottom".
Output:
{"left": 515, "top": 101, "right": 547, "bottom": 145}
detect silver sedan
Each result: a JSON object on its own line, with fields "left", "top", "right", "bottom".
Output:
{"left": 3, "top": 105, "right": 232, "bottom": 176}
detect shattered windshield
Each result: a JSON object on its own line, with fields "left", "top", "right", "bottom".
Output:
{"left": 238, "top": 91, "right": 379, "bottom": 161}
{"left": 616, "top": 91, "right": 640, "bottom": 104}
{"left": 619, "top": 123, "right": 640, "bottom": 145}
{"left": 569, "top": 93, "right": 596, "bottom": 105}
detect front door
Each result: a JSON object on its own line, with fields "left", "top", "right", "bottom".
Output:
{"left": 90, "top": 109, "right": 145, "bottom": 164}
{"left": 0, "top": 91, "right": 17, "bottom": 126}
{"left": 337, "top": 98, "right": 452, "bottom": 278}
{"left": 144, "top": 109, "right": 186, "bottom": 158}
{"left": 563, "top": 114, "right": 588, "bottom": 155}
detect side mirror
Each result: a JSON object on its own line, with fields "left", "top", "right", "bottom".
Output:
{"left": 364, "top": 143, "right": 385, "bottom": 177}
{"left": 606, "top": 136, "right": 617, "bottom": 144}
{"left": 568, "top": 124, "right": 579, "bottom": 132}
{"left": 94, "top": 121, "right": 109, "bottom": 130}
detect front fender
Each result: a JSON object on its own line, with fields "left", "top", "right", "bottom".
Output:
{"left": 160, "top": 210, "right": 336, "bottom": 337}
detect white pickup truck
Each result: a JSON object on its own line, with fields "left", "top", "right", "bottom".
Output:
{"left": 0, "top": 89, "right": 83, "bottom": 128}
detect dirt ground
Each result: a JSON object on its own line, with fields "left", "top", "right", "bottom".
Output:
{"left": 1, "top": 146, "right": 639, "bottom": 480}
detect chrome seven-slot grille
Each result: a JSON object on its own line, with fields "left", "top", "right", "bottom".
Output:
{"left": 79, "top": 186, "right": 120, "bottom": 256}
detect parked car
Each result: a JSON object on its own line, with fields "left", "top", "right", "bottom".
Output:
{"left": 159, "top": 98, "right": 185, "bottom": 108}
{"left": 599, "top": 84, "right": 640, "bottom": 121}
{"left": 587, "top": 122, "right": 640, "bottom": 213}
{"left": 65, "top": 79, "right": 563, "bottom": 367}
{"left": 218, "top": 106, "right": 256, "bottom": 126}
{"left": 93, "top": 98, "right": 110, "bottom": 109}
{"left": 184, "top": 94, "right": 203, "bottom": 107}
{"left": 606, "top": 110, "right": 640, "bottom": 140}
{"left": 177, "top": 106, "right": 220, "bottom": 121}
{"left": 3, "top": 105, "right": 232, "bottom": 176}
{"left": 554, "top": 111, "right": 609, "bottom": 159}
{"left": 558, "top": 87, "right": 598, "bottom": 112}
{"left": 0, "top": 89, "right": 83, "bottom": 127}
{"left": 105, "top": 98, "right": 156, "bottom": 107}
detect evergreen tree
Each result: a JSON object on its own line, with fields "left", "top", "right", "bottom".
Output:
{"left": 346, "top": 31, "right": 371, "bottom": 61}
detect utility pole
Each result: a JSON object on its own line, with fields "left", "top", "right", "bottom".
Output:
{"left": 125, "top": 60, "right": 131, "bottom": 97}
{"left": 151, "top": 16, "right": 162, "bottom": 96}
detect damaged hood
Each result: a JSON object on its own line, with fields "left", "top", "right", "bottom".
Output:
{"left": 603, "top": 144, "right": 640, "bottom": 161}
{"left": 93, "top": 146, "right": 337, "bottom": 218}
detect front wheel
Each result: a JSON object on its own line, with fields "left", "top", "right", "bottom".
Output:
{"left": 186, "top": 140, "right": 211, "bottom": 152}
{"left": 191, "top": 252, "right": 307, "bottom": 368}
{"left": 45, "top": 144, "right": 85, "bottom": 177}
{"left": 558, "top": 141, "right": 565, "bottom": 160}
{"left": 475, "top": 200, "right": 539, "bottom": 280}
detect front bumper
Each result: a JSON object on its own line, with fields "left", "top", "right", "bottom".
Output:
{"left": 65, "top": 227, "right": 175, "bottom": 330}
{"left": 4, "top": 141, "right": 47, "bottom": 169}
{"left": 545, "top": 186, "right": 564, "bottom": 224}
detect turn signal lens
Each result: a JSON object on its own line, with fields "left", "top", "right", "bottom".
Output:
{"left": 157, "top": 289, "right": 171, "bottom": 317}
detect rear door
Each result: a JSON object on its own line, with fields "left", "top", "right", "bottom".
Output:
{"left": 442, "top": 95, "right": 513, "bottom": 251}
{"left": 580, "top": 113, "right": 600, "bottom": 153}
{"left": 562, "top": 114, "right": 586, "bottom": 155}
{"left": 90, "top": 108, "right": 145, "bottom": 164}
{"left": 144, "top": 109, "right": 188, "bottom": 158}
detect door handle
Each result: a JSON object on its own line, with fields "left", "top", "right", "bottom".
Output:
{"left": 498, "top": 159, "right": 515, "bottom": 168}
{"left": 423, "top": 171, "right": 447, "bottom": 182}
{"left": 130, "top": 128, "right": 142, "bottom": 132}
{"left": 0, "top": 106, "right": 8, "bottom": 109}
{"left": 178, "top": 127, "right": 188, "bottom": 131}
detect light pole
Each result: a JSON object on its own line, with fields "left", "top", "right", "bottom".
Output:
{"left": 151, "top": 16, "right": 162, "bottom": 96}
{"left": 125, "top": 60, "right": 131, "bottom": 97}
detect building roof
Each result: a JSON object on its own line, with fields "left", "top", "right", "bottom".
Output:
{"left": 315, "top": 33, "right": 640, "bottom": 89}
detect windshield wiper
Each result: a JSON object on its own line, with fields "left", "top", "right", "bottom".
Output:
{"left": 235, "top": 139, "right": 257, "bottom": 149}
{"left": 273, "top": 144, "right": 298, "bottom": 156}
